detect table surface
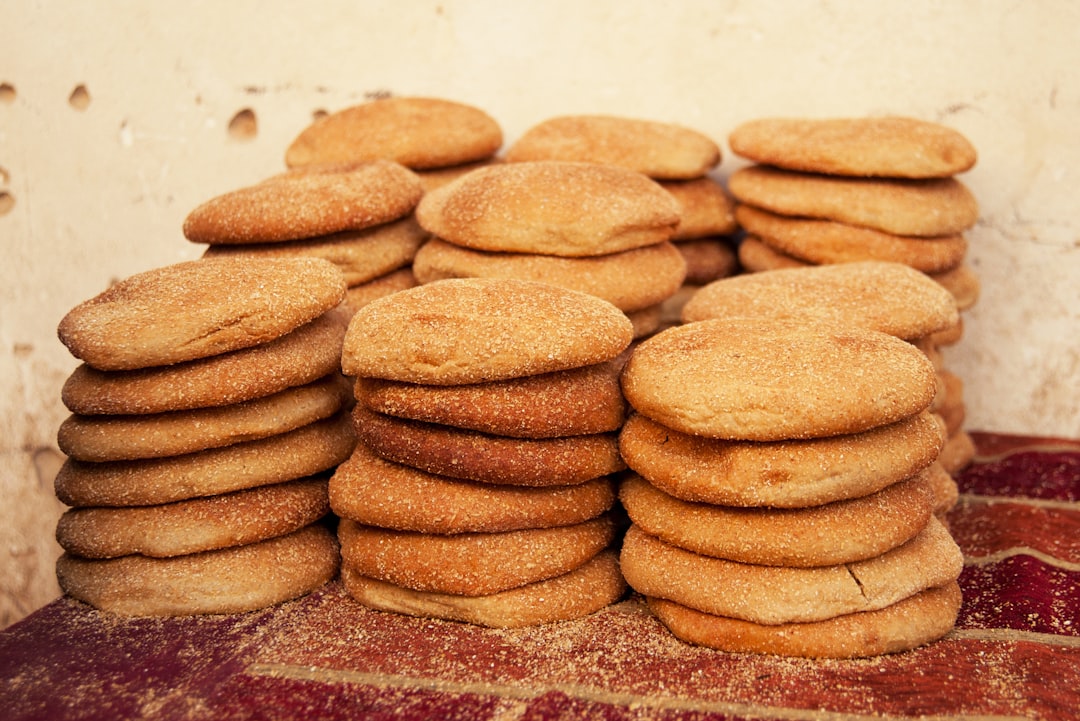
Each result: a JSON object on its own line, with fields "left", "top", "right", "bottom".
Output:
{"left": 2, "top": 431, "right": 1079, "bottom": 721}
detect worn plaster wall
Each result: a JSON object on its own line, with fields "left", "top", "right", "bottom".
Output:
{"left": 2, "top": 0, "right": 1078, "bottom": 627}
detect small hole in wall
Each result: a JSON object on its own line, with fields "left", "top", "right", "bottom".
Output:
{"left": 69, "top": 84, "right": 91, "bottom": 110}
{"left": 228, "top": 108, "right": 257, "bottom": 140}
{"left": 0, "top": 192, "right": 14, "bottom": 216}
{"left": 0, "top": 83, "right": 15, "bottom": 103}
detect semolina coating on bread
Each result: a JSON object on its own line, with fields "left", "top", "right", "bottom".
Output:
{"left": 341, "top": 278, "right": 633, "bottom": 385}
{"left": 183, "top": 160, "right": 423, "bottom": 244}
{"left": 620, "top": 318, "right": 939, "bottom": 441}
{"left": 729, "top": 165, "right": 979, "bottom": 237}
{"left": 285, "top": 96, "right": 503, "bottom": 170}
{"left": 58, "top": 257, "right": 346, "bottom": 371}
{"left": 729, "top": 116, "right": 976, "bottom": 178}
{"left": 505, "top": 114, "right": 720, "bottom": 180}
{"left": 617, "top": 411, "right": 946, "bottom": 507}
{"left": 680, "top": 261, "right": 959, "bottom": 340}
{"left": 415, "top": 161, "right": 681, "bottom": 257}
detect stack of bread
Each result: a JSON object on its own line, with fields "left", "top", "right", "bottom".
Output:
{"left": 52, "top": 257, "right": 353, "bottom": 616}
{"left": 726, "top": 116, "right": 980, "bottom": 473}
{"left": 227, "top": 96, "right": 504, "bottom": 312}
{"left": 183, "top": 159, "right": 427, "bottom": 316}
{"left": 411, "top": 159, "right": 685, "bottom": 339}
{"left": 616, "top": 316, "right": 965, "bottom": 658}
{"left": 504, "top": 114, "right": 740, "bottom": 327}
{"left": 681, "top": 260, "right": 963, "bottom": 517}
{"left": 332, "top": 277, "right": 631, "bottom": 628}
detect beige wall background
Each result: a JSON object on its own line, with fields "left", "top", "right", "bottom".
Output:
{"left": 2, "top": 0, "right": 1078, "bottom": 626}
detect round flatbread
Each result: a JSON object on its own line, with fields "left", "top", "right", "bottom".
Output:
{"left": 737, "top": 235, "right": 808, "bottom": 272}
{"left": 342, "top": 268, "right": 417, "bottom": 315}
{"left": 648, "top": 582, "right": 962, "bottom": 659}
{"left": 940, "top": 429, "right": 976, "bottom": 474}
{"left": 341, "top": 278, "right": 633, "bottom": 385}
{"left": 415, "top": 161, "right": 681, "bottom": 257}
{"left": 729, "top": 165, "right": 979, "bottom": 237}
{"left": 729, "top": 116, "right": 977, "bottom": 178}
{"left": 58, "top": 257, "right": 346, "bottom": 371}
{"left": 619, "top": 471, "right": 934, "bottom": 567}
{"left": 202, "top": 215, "right": 428, "bottom": 285}
{"left": 55, "top": 413, "right": 355, "bottom": 507}
{"left": 355, "top": 356, "right": 626, "bottom": 439}
{"left": 620, "top": 517, "right": 963, "bottom": 625}
{"left": 412, "top": 238, "right": 687, "bottom": 313}
{"left": 734, "top": 204, "right": 968, "bottom": 273}
{"left": 330, "top": 443, "right": 615, "bottom": 533}
{"left": 352, "top": 406, "right": 624, "bottom": 487}
{"left": 337, "top": 515, "right": 617, "bottom": 596}
{"left": 680, "top": 261, "right": 959, "bottom": 340}
{"left": 618, "top": 411, "right": 945, "bottom": 507}
{"left": 285, "top": 97, "right": 503, "bottom": 170}
{"left": 675, "top": 238, "right": 739, "bottom": 285}
{"left": 662, "top": 177, "right": 738, "bottom": 239}
{"left": 183, "top": 160, "right": 423, "bottom": 244}
{"left": 61, "top": 308, "right": 348, "bottom": 415}
{"left": 342, "top": 550, "right": 626, "bottom": 628}
{"left": 56, "top": 476, "right": 330, "bottom": 559}
{"left": 505, "top": 114, "right": 720, "bottom": 179}
{"left": 57, "top": 375, "right": 349, "bottom": 462}
{"left": 56, "top": 524, "right": 340, "bottom": 616}
{"left": 621, "top": 318, "right": 939, "bottom": 441}
{"left": 931, "top": 264, "right": 980, "bottom": 310}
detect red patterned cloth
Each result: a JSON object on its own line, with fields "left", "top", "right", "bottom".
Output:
{"left": 2, "top": 432, "right": 1078, "bottom": 720}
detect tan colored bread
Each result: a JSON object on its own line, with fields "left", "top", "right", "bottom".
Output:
{"left": 737, "top": 235, "right": 808, "bottom": 272}
{"left": 648, "top": 582, "right": 962, "bottom": 659}
{"left": 338, "top": 515, "right": 617, "bottom": 596}
{"left": 729, "top": 165, "right": 979, "bottom": 237}
{"left": 675, "top": 238, "right": 739, "bottom": 285}
{"left": 202, "top": 216, "right": 428, "bottom": 285}
{"left": 355, "top": 356, "right": 626, "bottom": 439}
{"left": 61, "top": 307, "right": 348, "bottom": 415}
{"left": 620, "top": 517, "right": 963, "bottom": 624}
{"left": 415, "top": 161, "right": 681, "bottom": 257}
{"left": 619, "top": 471, "right": 934, "bottom": 567}
{"left": 416, "top": 159, "right": 501, "bottom": 193}
{"left": 341, "top": 278, "right": 633, "bottom": 385}
{"left": 412, "top": 238, "right": 687, "bottom": 313}
{"left": 54, "top": 413, "right": 355, "bottom": 507}
{"left": 183, "top": 160, "right": 423, "bottom": 244}
{"left": 58, "top": 258, "right": 346, "bottom": 371}
{"left": 57, "top": 375, "right": 350, "bottom": 462}
{"left": 56, "top": 476, "right": 330, "bottom": 559}
{"left": 330, "top": 443, "right": 615, "bottom": 533}
{"left": 342, "top": 550, "right": 626, "bottom": 628}
{"left": 734, "top": 204, "right": 968, "bottom": 273}
{"left": 56, "top": 524, "right": 340, "bottom": 616}
{"left": 342, "top": 268, "right": 417, "bottom": 314}
{"left": 661, "top": 177, "right": 738, "bottom": 238}
{"left": 352, "top": 406, "right": 624, "bottom": 487}
{"left": 931, "top": 263, "right": 981, "bottom": 310}
{"left": 285, "top": 97, "right": 502, "bottom": 170}
{"left": 618, "top": 411, "right": 945, "bottom": 507}
{"left": 729, "top": 116, "right": 977, "bottom": 178}
{"left": 940, "top": 429, "right": 976, "bottom": 474}
{"left": 621, "top": 318, "right": 939, "bottom": 441}
{"left": 505, "top": 114, "right": 720, "bottom": 180}
{"left": 680, "top": 261, "right": 960, "bottom": 340}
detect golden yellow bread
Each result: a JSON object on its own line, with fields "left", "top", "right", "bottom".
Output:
{"left": 56, "top": 524, "right": 340, "bottom": 616}
{"left": 341, "top": 278, "right": 633, "bottom": 385}
{"left": 342, "top": 550, "right": 626, "bottom": 628}
{"left": 620, "top": 318, "right": 939, "bottom": 441}
{"left": 729, "top": 116, "right": 976, "bottom": 178}
{"left": 415, "top": 161, "right": 681, "bottom": 257}
{"left": 58, "top": 258, "right": 346, "bottom": 371}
